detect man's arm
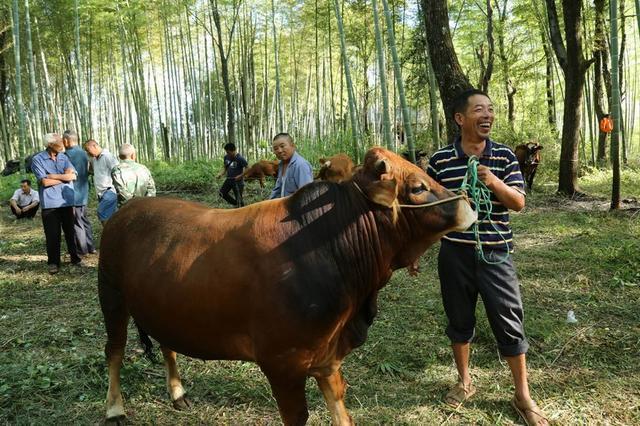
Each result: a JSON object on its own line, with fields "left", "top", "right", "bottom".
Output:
{"left": 111, "top": 167, "right": 132, "bottom": 205}
{"left": 46, "top": 167, "right": 77, "bottom": 182}
{"left": 9, "top": 198, "right": 19, "bottom": 212}
{"left": 477, "top": 165, "right": 525, "bottom": 211}
{"left": 294, "top": 162, "right": 314, "bottom": 189}
{"left": 146, "top": 171, "right": 156, "bottom": 197}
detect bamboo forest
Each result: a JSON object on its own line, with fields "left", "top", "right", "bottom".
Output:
{"left": 1, "top": 0, "right": 639, "bottom": 425}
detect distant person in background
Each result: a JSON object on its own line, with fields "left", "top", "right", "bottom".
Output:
{"left": 111, "top": 143, "right": 156, "bottom": 208}
{"left": 31, "top": 133, "right": 81, "bottom": 274}
{"left": 84, "top": 139, "right": 118, "bottom": 223}
{"left": 269, "top": 133, "right": 313, "bottom": 199}
{"left": 217, "top": 142, "right": 248, "bottom": 207}
{"left": 63, "top": 130, "right": 96, "bottom": 256}
{"left": 9, "top": 179, "right": 39, "bottom": 219}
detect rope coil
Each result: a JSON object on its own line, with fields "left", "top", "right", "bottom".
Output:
{"left": 459, "top": 156, "right": 510, "bottom": 264}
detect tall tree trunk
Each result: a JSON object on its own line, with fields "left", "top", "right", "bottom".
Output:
{"left": 545, "top": 0, "right": 595, "bottom": 196}
{"left": 333, "top": 0, "right": 360, "bottom": 160}
{"left": 496, "top": 0, "right": 515, "bottom": 129}
{"left": 271, "top": 0, "right": 284, "bottom": 131}
{"left": 610, "top": 0, "right": 621, "bottom": 209}
{"left": 476, "top": 0, "right": 494, "bottom": 94}
{"left": 11, "top": 0, "right": 27, "bottom": 167}
{"left": 373, "top": 0, "right": 392, "bottom": 149}
{"left": 211, "top": 0, "right": 240, "bottom": 146}
{"left": 24, "top": 0, "right": 41, "bottom": 146}
{"left": 381, "top": 0, "right": 415, "bottom": 161}
{"left": 421, "top": 0, "right": 473, "bottom": 144}
{"left": 594, "top": 0, "right": 610, "bottom": 164}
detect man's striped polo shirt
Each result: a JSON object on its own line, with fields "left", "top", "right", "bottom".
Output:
{"left": 427, "top": 138, "right": 525, "bottom": 252}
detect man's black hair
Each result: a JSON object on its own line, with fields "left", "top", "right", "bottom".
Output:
{"left": 450, "top": 88, "right": 490, "bottom": 119}
{"left": 273, "top": 133, "right": 293, "bottom": 143}
{"left": 223, "top": 143, "right": 236, "bottom": 151}
{"left": 21, "top": 179, "right": 31, "bottom": 186}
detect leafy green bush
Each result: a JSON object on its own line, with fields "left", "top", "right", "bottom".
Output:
{"left": 146, "top": 160, "right": 220, "bottom": 193}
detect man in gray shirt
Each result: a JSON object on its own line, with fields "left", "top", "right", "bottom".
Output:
{"left": 84, "top": 139, "right": 118, "bottom": 223}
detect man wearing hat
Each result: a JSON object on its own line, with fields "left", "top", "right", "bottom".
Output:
{"left": 30, "top": 133, "right": 82, "bottom": 274}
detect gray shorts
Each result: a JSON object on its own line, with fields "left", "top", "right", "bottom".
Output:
{"left": 438, "top": 240, "right": 529, "bottom": 357}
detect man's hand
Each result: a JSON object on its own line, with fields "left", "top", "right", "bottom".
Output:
{"left": 476, "top": 165, "right": 499, "bottom": 188}
{"left": 234, "top": 175, "right": 242, "bottom": 181}
{"left": 14, "top": 206, "right": 22, "bottom": 215}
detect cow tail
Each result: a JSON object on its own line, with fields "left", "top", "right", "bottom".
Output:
{"left": 135, "top": 324, "right": 159, "bottom": 364}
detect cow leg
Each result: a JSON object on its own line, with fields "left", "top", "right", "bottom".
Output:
{"left": 262, "top": 368, "right": 309, "bottom": 426}
{"left": 102, "top": 310, "right": 129, "bottom": 423}
{"left": 315, "top": 369, "right": 353, "bottom": 426}
{"left": 160, "top": 346, "right": 191, "bottom": 410}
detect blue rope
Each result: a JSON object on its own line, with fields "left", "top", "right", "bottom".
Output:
{"left": 459, "top": 156, "right": 510, "bottom": 264}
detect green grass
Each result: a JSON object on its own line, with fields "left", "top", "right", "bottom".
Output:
{"left": 1, "top": 166, "right": 639, "bottom": 425}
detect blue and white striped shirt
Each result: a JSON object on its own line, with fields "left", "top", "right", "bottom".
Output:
{"left": 427, "top": 138, "right": 525, "bottom": 251}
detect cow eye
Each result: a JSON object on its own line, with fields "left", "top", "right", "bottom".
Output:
{"left": 411, "top": 185, "right": 426, "bottom": 195}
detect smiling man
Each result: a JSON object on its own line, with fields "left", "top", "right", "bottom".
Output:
{"left": 269, "top": 133, "right": 313, "bottom": 199}
{"left": 427, "top": 89, "right": 548, "bottom": 426}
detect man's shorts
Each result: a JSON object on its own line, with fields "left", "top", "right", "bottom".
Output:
{"left": 97, "top": 190, "right": 117, "bottom": 222}
{"left": 438, "top": 239, "right": 529, "bottom": 357}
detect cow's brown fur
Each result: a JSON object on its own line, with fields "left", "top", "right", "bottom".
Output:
{"left": 316, "top": 154, "right": 355, "bottom": 183}
{"left": 242, "top": 160, "right": 279, "bottom": 187}
{"left": 515, "top": 142, "right": 543, "bottom": 191}
{"left": 98, "top": 147, "right": 475, "bottom": 425}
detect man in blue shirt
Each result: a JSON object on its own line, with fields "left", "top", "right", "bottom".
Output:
{"left": 427, "top": 89, "right": 547, "bottom": 426}
{"left": 269, "top": 133, "right": 313, "bottom": 199}
{"left": 31, "top": 133, "right": 82, "bottom": 274}
{"left": 63, "top": 130, "right": 96, "bottom": 256}
{"left": 217, "top": 142, "right": 248, "bottom": 207}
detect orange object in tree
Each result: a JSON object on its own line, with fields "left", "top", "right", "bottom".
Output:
{"left": 599, "top": 116, "right": 614, "bottom": 133}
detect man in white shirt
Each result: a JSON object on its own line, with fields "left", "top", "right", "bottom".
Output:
{"left": 84, "top": 139, "right": 119, "bottom": 223}
{"left": 9, "top": 178, "right": 40, "bottom": 219}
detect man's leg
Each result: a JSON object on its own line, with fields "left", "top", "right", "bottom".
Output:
{"left": 219, "top": 179, "right": 238, "bottom": 206}
{"left": 438, "top": 241, "right": 479, "bottom": 405}
{"left": 23, "top": 205, "right": 39, "bottom": 218}
{"left": 60, "top": 207, "right": 81, "bottom": 264}
{"left": 97, "top": 191, "right": 118, "bottom": 223}
{"left": 80, "top": 205, "right": 96, "bottom": 253}
{"left": 233, "top": 182, "right": 244, "bottom": 207}
{"left": 41, "top": 208, "right": 62, "bottom": 267}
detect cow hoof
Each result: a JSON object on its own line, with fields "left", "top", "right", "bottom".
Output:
{"left": 105, "top": 414, "right": 126, "bottom": 426}
{"left": 172, "top": 395, "right": 192, "bottom": 410}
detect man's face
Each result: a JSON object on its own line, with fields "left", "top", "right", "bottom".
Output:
{"left": 455, "top": 94, "right": 494, "bottom": 141}
{"left": 226, "top": 150, "right": 237, "bottom": 159}
{"left": 20, "top": 182, "right": 30, "bottom": 193}
{"left": 85, "top": 142, "right": 100, "bottom": 158}
{"left": 272, "top": 138, "right": 295, "bottom": 162}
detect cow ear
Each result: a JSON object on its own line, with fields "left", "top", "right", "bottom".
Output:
{"left": 365, "top": 178, "right": 398, "bottom": 207}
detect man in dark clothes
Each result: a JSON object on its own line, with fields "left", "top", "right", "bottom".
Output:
{"left": 216, "top": 143, "right": 248, "bottom": 207}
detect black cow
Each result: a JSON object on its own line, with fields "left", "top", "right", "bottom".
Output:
{"left": 514, "top": 143, "right": 543, "bottom": 191}
{"left": 1, "top": 155, "right": 34, "bottom": 176}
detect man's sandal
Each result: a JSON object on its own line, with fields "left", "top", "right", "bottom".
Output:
{"left": 511, "top": 397, "right": 550, "bottom": 425}
{"left": 444, "top": 381, "right": 476, "bottom": 408}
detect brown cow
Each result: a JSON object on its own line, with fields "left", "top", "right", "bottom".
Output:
{"left": 514, "top": 142, "right": 543, "bottom": 191}
{"left": 98, "top": 147, "right": 476, "bottom": 425}
{"left": 240, "top": 160, "right": 279, "bottom": 187}
{"left": 316, "top": 153, "right": 355, "bottom": 183}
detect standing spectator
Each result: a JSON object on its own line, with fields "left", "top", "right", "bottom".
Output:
{"left": 217, "top": 142, "right": 248, "bottom": 207}
{"left": 427, "top": 89, "right": 548, "bottom": 425}
{"left": 269, "top": 133, "right": 313, "bottom": 199}
{"left": 9, "top": 179, "right": 39, "bottom": 219}
{"left": 63, "top": 130, "right": 96, "bottom": 256}
{"left": 84, "top": 139, "right": 118, "bottom": 223}
{"left": 30, "top": 133, "right": 81, "bottom": 274}
{"left": 111, "top": 143, "right": 156, "bottom": 208}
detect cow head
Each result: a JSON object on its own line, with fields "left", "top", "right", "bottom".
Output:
{"left": 525, "top": 142, "right": 543, "bottom": 165}
{"left": 355, "top": 147, "right": 476, "bottom": 230}
{"left": 354, "top": 147, "right": 476, "bottom": 270}
{"left": 317, "top": 154, "right": 355, "bottom": 183}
